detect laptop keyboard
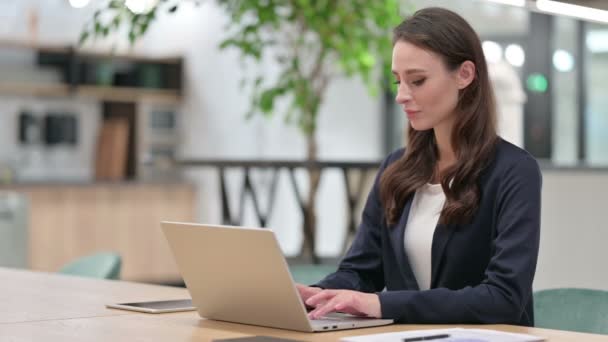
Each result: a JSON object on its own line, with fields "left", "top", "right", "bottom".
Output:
{"left": 312, "top": 316, "right": 346, "bottom": 323}
{"left": 312, "top": 313, "right": 373, "bottom": 323}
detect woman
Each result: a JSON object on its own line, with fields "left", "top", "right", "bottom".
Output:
{"left": 297, "top": 7, "right": 541, "bottom": 326}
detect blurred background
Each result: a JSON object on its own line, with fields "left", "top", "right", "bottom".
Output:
{"left": 0, "top": 0, "right": 606, "bottom": 293}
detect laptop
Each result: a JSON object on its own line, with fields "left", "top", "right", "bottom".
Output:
{"left": 161, "top": 221, "right": 394, "bottom": 332}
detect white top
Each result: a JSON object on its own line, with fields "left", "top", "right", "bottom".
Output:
{"left": 403, "top": 183, "right": 446, "bottom": 290}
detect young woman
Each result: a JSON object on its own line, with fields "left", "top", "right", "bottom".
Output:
{"left": 297, "top": 7, "right": 541, "bottom": 326}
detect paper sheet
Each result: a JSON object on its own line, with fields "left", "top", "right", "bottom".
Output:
{"left": 340, "top": 328, "right": 544, "bottom": 342}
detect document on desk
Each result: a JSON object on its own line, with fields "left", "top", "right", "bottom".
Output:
{"left": 340, "top": 328, "right": 544, "bottom": 342}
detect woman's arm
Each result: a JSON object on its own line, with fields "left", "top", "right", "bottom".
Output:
{"left": 303, "top": 152, "right": 398, "bottom": 320}
{"left": 313, "top": 150, "right": 402, "bottom": 293}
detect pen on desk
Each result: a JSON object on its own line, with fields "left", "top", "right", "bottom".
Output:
{"left": 402, "top": 333, "right": 450, "bottom": 341}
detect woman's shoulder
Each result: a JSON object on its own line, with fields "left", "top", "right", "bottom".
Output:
{"left": 380, "top": 139, "right": 541, "bottom": 176}
{"left": 494, "top": 138, "right": 537, "bottom": 163}
{"left": 375, "top": 148, "right": 406, "bottom": 173}
{"left": 384, "top": 147, "right": 406, "bottom": 165}
{"left": 490, "top": 138, "right": 541, "bottom": 178}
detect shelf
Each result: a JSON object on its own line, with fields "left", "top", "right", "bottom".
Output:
{"left": 0, "top": 83, "right": 70, "bottom": 97}
{"left": 76, "top": 85, "right": 181, "bottom": 104}
{"left": 0, "top": 39, "right": 183, "bottom": 104}
{"left": 0, "top": 82, "right": 180, "bottom": 104}
{"left": 0, "top": 39, "right": 71, "bottom": 54}
{"left": 0, "top": 38, "right": 180, "bottom": 63}
{"left": 75, "top": 50, "right": 182, "bottom": 64}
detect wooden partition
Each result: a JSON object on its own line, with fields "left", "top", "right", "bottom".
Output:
{"left": 4, "top": 182, "right": 195, "bottom": 284}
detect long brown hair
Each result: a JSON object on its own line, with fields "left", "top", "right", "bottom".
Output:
{"left": 380, "top": 7, "right": 498, "bottom": 226}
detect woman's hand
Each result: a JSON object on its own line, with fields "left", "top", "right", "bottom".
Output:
{"left": 304, "top": 289, "right": 381, "bottom": 319}
{"left": 295, "top": 284, "right": 323, "bottom": 307}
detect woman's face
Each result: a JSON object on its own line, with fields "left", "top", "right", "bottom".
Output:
{"left": 392, "top": 40, "right": 473, "bottom": 132}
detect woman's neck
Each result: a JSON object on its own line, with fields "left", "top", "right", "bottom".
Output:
{"left": 434, "top": 124, "right": 455, "bottom": 162}
{"left": 433, "top": 123, "right": 456, "bottom": 182}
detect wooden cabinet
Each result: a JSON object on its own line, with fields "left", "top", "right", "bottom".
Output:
{"left": 6, "top": 183, "right": 195, "bottom": 284}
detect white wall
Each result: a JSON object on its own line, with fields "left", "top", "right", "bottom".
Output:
{"left": 535, "top": 171, "right": 608, "bottom": 290}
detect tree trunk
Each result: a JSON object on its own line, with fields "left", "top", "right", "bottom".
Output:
{"left": 301, "top": 133, "right": 321, "bottom": 264}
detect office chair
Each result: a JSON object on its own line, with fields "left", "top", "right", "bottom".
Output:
{"left": 59, "top": 252, "right": 122, "bottom": 280}
{"left": 534, "top": 288, "right": 608, "bottom": 335}
{"left": 289, "top": 264, "right": 336, "bottom": 285}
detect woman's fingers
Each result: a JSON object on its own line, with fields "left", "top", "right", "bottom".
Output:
{"left": 305, "top": 289, "right": 337, "bottom": 306}
{"left": 295, "top": 284, "right": 322, "bottom": 302}
{"left": 308, "top": 296, "right": 341, "bottom": 319}
{"left": 306, "top": 290, "right": 381, "bottom": 319}
{"left": 307, "top": 291, "right": 362, "bottom": 319}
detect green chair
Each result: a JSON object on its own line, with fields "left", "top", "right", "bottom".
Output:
{"left": 534, "top": 288, "right": 608, "bottom": 335}
{"left": 59, "top": 252, "right": 122, "bottom": 280}
{"left": 289, "top": 264, "right": 336, "bottom": 285}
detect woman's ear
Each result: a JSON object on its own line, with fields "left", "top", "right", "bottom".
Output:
{"left": 457, "top": 61, "right": 476, "bottom": 89}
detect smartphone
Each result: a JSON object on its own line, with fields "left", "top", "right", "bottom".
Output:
{"left": 106, "top": 299, "right": 196, "bottom": 313}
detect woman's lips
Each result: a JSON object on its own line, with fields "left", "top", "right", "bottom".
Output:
{"left": 405, "top": 110, "right": 420, "bottom": 119}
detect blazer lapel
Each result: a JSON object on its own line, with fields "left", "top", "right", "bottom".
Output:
{"left": 430, "top": 223, "right": 456, "bottom": 288}
{"left": 389, "top": 198, "right": 420, "bottom": 290}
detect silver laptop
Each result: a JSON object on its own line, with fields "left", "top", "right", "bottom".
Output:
{"left": 161, "top": 221, "right": 394, "bottom": 332}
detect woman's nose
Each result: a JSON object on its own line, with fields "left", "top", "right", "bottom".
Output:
{"left": 395, "top": 84, "right": 413, "bottom": 104}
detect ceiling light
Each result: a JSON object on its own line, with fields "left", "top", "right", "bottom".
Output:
{"left": 69, "top": 0, "right": 90, "bottom": 8}
{"left": 125, "top": 0, "right": 159, "bottom": 14}
{"left": 586, "top": 30, "right": 608, "bottom": 53}
{"left": 483, "top": 41, "right": 503, "bottom": 64}
{"left": 537, "top": 0, "right": 608, "bottom": 24}
{"left": 505, "top": 44, "right": 525, "bottom": 67}
{"left": 553, "top": 49, "right": 574, "bottom": 72}
{"left": 484, "top": 0, "right": 526, "bottom": 7}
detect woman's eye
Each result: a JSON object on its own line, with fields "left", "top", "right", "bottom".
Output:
{"left": 412, "top": 78, "right": 426, "bottom": 86}
{"left": 393, "top": 80, "right": 401, "bottom": 85}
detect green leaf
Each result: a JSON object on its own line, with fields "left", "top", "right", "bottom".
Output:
{"left": 111, "top": 15, "right": 121, "bottom": 29}
{"left": 78, "top": 31, "right": 89, "bottom": 45}
{"left": 219, "top": 39, "right": 236, "bottom": 50}
{"left": 259, "top": 89, "right": 276, "bottom": 114}
{"left": 128, "top": 30, "right": 136, "bottom": 44}
{"left": 109, "top": 0, "right": 122, "bottom": 9}
{"left": 358, "top": 52, "right": 375, "bottom": 69}
{"left": 94, "top": 21, "right": 102, "bottom": 34}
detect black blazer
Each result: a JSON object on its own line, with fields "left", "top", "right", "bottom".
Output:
{"left": 315, "top": 138, "right": 542, "bottom": 326}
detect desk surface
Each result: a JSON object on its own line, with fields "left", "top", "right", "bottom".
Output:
{"left": 0, "top": 267, "right": 187, "bottom": 324}
{"left": 2, "top": 268, "right": 607, "bottom": 341}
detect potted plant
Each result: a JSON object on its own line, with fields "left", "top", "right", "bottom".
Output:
{"left": 81, "top": 0, "right": 406, "bottom": 262}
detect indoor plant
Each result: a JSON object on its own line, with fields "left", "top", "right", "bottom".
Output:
{"left": 81, "top": 0, "right": 406, "bottom": 261}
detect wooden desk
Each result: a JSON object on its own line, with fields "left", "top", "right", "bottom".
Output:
{"left": 0, "top": 268, "right": 187, "bottom": 324}
{"left": 2, "top": 268, "right": 607, "bottom": 341}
